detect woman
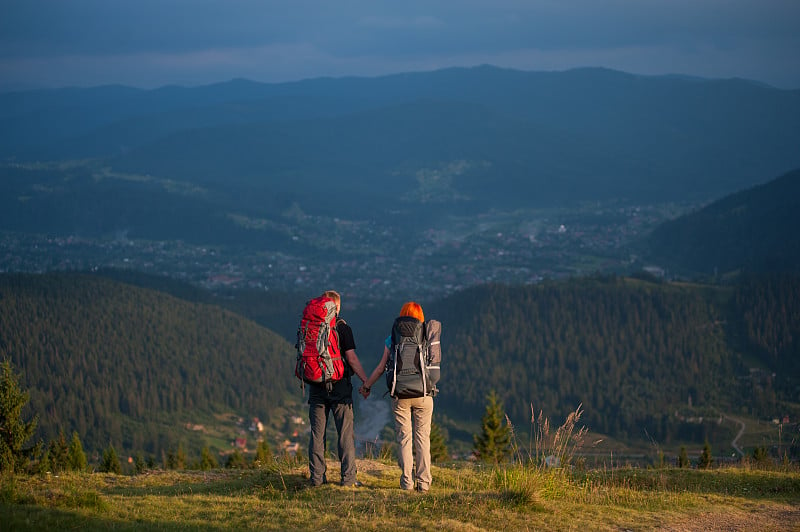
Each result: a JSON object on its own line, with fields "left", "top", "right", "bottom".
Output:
{"left": 361, "top": 301, "right": 434, "bottom": 492}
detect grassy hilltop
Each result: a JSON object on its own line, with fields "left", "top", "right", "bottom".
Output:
{"left": 2, "top": 458, "right": 799, "bottom": 531}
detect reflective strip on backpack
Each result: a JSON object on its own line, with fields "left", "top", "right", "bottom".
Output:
{"left": 420, "top": 344, "right": 427, "bottom": 397}
{"left": 390, "top": 347, "right": 398, "bottom": 397}
{"left": 425, "top": 340, "right": 440, "bottom": 372}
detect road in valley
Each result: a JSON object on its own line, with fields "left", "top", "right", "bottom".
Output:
{"left": 719, "top": 411, "right": 746, "bottom": 456}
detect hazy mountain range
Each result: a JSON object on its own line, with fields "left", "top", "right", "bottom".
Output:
{"left": 3, "top": 66, "right": 799, "bottom": 224}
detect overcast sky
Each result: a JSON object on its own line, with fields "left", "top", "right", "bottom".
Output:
{"left": 2, "top": 0, "right": 799, "bottom": 91}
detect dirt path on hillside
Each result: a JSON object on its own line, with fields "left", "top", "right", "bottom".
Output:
{"left": 658, "top": 503, "right": 800, "bottom": 531}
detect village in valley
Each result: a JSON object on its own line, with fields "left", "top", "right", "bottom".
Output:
{"left": 180, "top": 413, "right": 307, "bottom": 463}
{"left": 0, "top": 201, "right": 690, "bottom": 305}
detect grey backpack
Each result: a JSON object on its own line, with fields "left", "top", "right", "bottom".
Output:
{"left": 386, "top": 317, "right": 441, "bottom": 398}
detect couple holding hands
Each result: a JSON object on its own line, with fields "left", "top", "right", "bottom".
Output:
{"left": 307, "top": 293, "right": 435, "bottom": 493}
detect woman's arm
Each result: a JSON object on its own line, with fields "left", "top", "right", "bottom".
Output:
{"left": 364, "top": 346, "right": 390, "bottom": 389}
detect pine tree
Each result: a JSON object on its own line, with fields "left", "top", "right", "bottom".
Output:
{"left": 199, "top": 446, "right": 218, "bottom": 470}
{"left": 48, "top": 430, "right": 70, "bottom": 474}
{"left": 698, "top": 440, "right": 713, "bottom": 469}
{"left": 67, "top": 431, "right": 87, "bottom": 472}
{"left": 473, "top": 390, "right": 512, "bottom": 464}
{"left": 134, "top": 453, "right": 147, "bottom": 474}
{"left": 165, "top": 449, "right": 177, "bottom": 470}
{"left": 176, "top": 443, "right": 187, "bottom": 470}
{"left": 430, "top": 422, "right": 449, "bottom": 463}
{"left": 166, "top": 444, "right": 187, "bottom": 470}
{"left": 100, "top": 444, "right": 122, "bottom": 474}
{"left": 752, "top": 446, "right": 769, "bottom": 465}
{"left": 225, "top": 449, "right": 247, "bottom": 469}
{"left": 678, "top": 446, "right": 689, "bottom": 468}
{"left": 0, "top": 359, "right": 41, "bottom": 473}
{"left": 37, "top": 447, "right": 51, "bottom": 475}
{"left": 253, "top": 439, "right": 273, "bottom": 468}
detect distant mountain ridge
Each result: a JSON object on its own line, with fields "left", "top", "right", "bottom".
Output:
{"left": 2, "top": 66, "right": 799, "bottom": 221}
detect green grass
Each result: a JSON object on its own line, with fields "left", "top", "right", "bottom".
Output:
{"left": 2, "top": 459, "right": 799, "bottom": 531}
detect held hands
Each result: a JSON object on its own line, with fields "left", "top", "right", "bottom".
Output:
{"left": 358, "top": 384, "right": 371, "bottom": 399}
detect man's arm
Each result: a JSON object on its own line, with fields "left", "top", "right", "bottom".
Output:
{"left": 344, "top": 349, "right": 368, "bottom": 384}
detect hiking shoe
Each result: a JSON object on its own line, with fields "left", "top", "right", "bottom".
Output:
{"left": 342, "top": 480, "right": 363, "bottom": 487}
{"left": 415, "top": 485, "right": 429, "bottom": 493}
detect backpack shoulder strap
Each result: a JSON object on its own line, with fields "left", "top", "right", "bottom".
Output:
{"left": 334, "top": 317, "right": 352, "bottom": 376}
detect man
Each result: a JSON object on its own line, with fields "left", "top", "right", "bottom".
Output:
{"left": 307, "top": 290, "right": 369, "bottom": 487}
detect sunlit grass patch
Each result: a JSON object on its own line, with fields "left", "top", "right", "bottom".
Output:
{"left": 1, "top": 458, "right": 799, "bottom": 531}
{"left": 2, "top": 473, "right": 109, "bottom": 511}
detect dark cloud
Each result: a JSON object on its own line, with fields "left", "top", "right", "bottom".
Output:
{"left": 1, "top": 0, "right": 798, "bottom": 89}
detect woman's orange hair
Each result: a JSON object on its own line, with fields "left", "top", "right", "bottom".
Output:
{"left": 399, "top": 301, "right": 424, "bottom": 322}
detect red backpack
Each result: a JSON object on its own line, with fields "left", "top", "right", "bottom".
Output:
{"left": 295, "top": 296, "right": 345, "bottom": 387}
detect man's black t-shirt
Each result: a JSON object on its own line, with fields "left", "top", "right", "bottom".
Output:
{"left": 308, "top": 319, "right": 356, "bottom": 405}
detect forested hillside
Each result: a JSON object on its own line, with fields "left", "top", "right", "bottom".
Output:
{"left": 426, "top": 275, "right": 800, "bottom": 445}
{"left": 94, "top": 268, "right": 309, "bottom": 342}
{"left": 731, "top": 273, "right": 800, "bottom": 385}
{"left": 642, "top": 168, "right": 800, "bottom": 277}
{"left": 2, "top": 271, "right": 798, "bottom": 458}
{"left": 0, "top": 273, "right": 297, "bottom": 456}
{"left": 96, "top": 270, "right": 800, "bottom": 448}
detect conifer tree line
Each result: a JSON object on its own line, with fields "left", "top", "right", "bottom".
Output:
{"left": 1, "top": 357, "right": 530, "bottom": 473}
{"left": 0, "top": 273, "right": 296, "bottom": 456}
{"left": 2, "top": 271, "right": 799, "bottom": 463}
{"left": 732, "top": 273, "right": 800, "bottom": 382}
{"left": 38, "top": 429, "right": 88, "bottom": 474}
{"left": 430, "top": 274, "right": 800, "bottom": 443}
{"left": 0, "top": 357, "right": 766, "bottom": 474}
{"left": 2, "top": 357, "right": 289, "bottom": 474}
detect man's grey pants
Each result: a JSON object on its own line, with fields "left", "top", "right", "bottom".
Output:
{"left": 308, "top": 401, "right": 357, "bottom": 486}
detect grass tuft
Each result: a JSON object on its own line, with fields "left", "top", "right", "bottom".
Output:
{"left": 492, "top": 466, "right": 545, "bottom": 509}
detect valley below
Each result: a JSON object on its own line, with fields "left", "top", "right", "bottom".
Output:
{"left": 0, "top": 198, "right": 691, "bottom": 306}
